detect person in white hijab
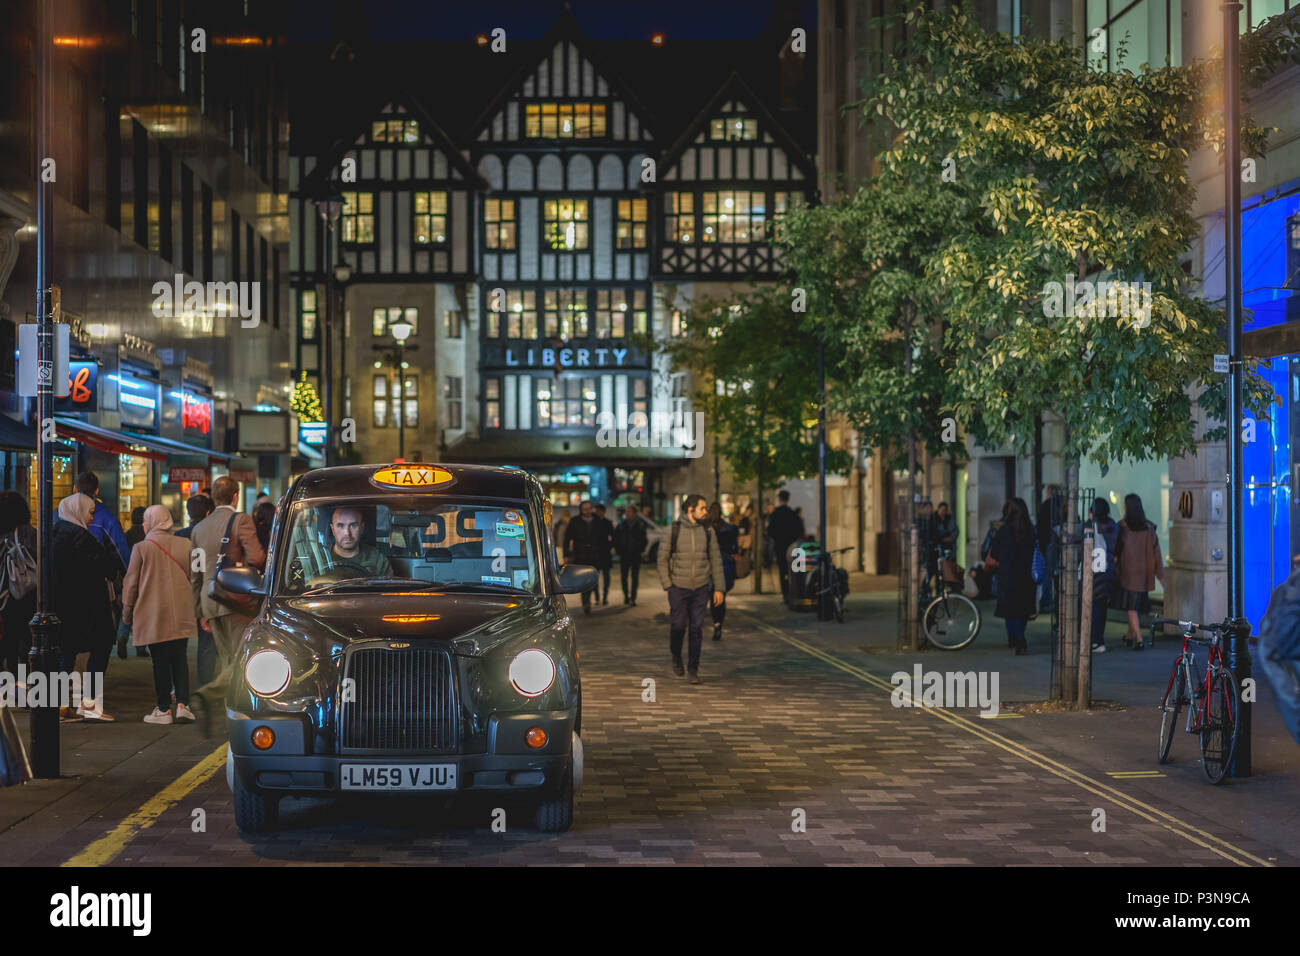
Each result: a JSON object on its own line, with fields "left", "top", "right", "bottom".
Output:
{"left": 123, "top": 504, "right": 195, "bottom": 724}
{"left": 52, "top": 492, "right": 117, "bottom": 720}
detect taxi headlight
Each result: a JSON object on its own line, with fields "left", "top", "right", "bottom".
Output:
{"left": 509, "top": 648, "right": 555, "bottom": 698}
{"left": 245, "top": 649, "right": 292, "bottom": 697}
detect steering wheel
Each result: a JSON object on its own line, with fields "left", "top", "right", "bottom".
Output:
{"left": 306, "top": 561, "right": 371, "bottom": 586}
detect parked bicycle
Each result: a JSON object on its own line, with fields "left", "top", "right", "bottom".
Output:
{"left": 1153, "top": 617, "right": 1241, "bottom": 784}
{"left": 811, "top": 545, "right": 853, "bottom": 623}
{"left": 921, "top": 545, "right": 982, "bottom": 650}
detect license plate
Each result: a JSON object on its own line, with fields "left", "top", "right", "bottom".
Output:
{"left": 339, "top": 763, "right": 458, "bottom": 791}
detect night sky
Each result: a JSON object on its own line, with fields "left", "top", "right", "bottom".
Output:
{"left": 289, "top": 0, "right": 820, "bottom": 42}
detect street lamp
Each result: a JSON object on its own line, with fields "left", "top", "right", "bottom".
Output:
{"left": 312, "top": 189, "right": 343, "bottom": 466}
{"left": 373, "top": 318, "right": 418, "bottom": 461}
{"left": 333, "top": 261, "right": 352, "bottom": 460}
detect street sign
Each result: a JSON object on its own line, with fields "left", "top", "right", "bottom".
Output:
{"left": 18, "top": 323, "right": 70, "bottom": 397}
{"left": 1213, "top": 354, "right": 1229, "bottom": 373}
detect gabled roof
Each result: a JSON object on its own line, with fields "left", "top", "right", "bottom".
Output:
{"left": 298, "top": 87, "right": 488, "bottom": 196}
{"left": 465, "top": 7, "right": 660, "bottom": 143}
{"left": 658, "top": 71, "right": 816, "bottom": 182}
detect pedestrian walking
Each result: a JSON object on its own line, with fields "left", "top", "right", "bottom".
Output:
{"left": 563, "top": 501, "right": 605, "bottom": 615}
{"left": 122, "top": 505, "right": 196, "bottom": 725}
{"left": 766, "top": 490, "right": 804, "bottom": 600}
{"left": 1088, "top": 497, "right": 1119, "bottom": 654}
{"left": 987, "top": 497, "right": 1036, "bottom": 655}
{"left": 553, "top": 509, "right": 571, "bottom": 560}
{"left": 593, "top": 504, "right": 615, "bottom": 605}
{"left": 1115, "top": 493, "right": 1164, "bottom": 650}
{"left": 658, "top": 494, "right": 726, "bottom": 684}
{"left": 253, "top": 501, "right": 276, "bottom": 554}
{"left": 123, "top": 506, "right": 146, "bottom": 551}
{"left": 1036, "top": 484, "right": 1062, "bottom": 612}
{"left": 613, "top": 504, "right": 648, "bottom": 606}
{"left": 51, "top": 493, "right": 119, "bottom": 720}
{"left": 189, "top": 476, "right": 266, "bottom": 735}
{"left": 0, "top": 491, "right": 38, "bottom": 678}
{"left": 707, "top": 502, "right": 739, "bottom": 641}
{"left": 175, "top": 494, "right": 216, "bottom": 684}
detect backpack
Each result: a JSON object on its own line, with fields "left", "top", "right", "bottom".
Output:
{"left": 0, "top": 530, "right": 37, "bottom": 608}
{"left": 1258, "top": 569, "right": 1300, "bottom": 746}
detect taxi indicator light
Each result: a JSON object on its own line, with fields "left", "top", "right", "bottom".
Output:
{"left": 525, "top": 726, "right": 548, "bottom": 749}
{"left": 370, "top": 464, "right": 454, "bottom": 490}
{"left": 251, "top": 726, "right": 276, "bottom": 750}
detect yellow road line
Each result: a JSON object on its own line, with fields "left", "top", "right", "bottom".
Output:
{"left": 742, "top": 614, "right": 1273, "bottom": 868}
{"left": 1108, "top": 771, "right": 1166, "bottom": 778}
{"left": 62, "top": 743, "right": 228, "bottom": 868}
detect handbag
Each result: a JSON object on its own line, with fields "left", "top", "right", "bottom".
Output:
{"left": 734, "top": 552, "right": 752, "bottom": 580}
{"left": 1032, "top": 545, "right": 1046, "bottom": 584}
{"left": 206, "top": 514, "right": 258, "bottom": 613}
{"left": 941, "top": 557, "right": 963, "bottom": 585}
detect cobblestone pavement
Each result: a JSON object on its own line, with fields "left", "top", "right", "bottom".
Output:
{"left": 8, "top": 590, "right": 1295, "bottom": 866}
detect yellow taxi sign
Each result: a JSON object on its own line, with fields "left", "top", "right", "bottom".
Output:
{"left": 370, "top": 464, "right": 454, "bottom": 489}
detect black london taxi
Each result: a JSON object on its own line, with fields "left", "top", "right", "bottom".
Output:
{"left": 215, "top": 463, "right": 597, "bottom": 833}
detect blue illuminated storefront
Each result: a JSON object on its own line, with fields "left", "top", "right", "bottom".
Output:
{"left": 1240, "top": 181, "right": 1300, "bottom": 629}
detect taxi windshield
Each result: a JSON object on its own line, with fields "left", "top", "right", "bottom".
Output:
{"left": 277, "top": 496, "right": 539, "bottom": 596}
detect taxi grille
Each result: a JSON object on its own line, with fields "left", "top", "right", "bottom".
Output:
{"left": 339, "top": 646, "right": 459, "bottom": 753}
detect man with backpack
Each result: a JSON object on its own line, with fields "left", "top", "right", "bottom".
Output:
{"left": 658, "top": 494, "right": 726, "bottom": 684}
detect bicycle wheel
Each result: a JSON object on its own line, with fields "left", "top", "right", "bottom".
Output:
{"left": 923, "top": 593, "right": 981, "bottom": 650}
{"left": 1157, "top": 663, "right": 1185, "bottom": 764}
{"left": 1200, "top": 667, "right": 1240, "bottom": 784}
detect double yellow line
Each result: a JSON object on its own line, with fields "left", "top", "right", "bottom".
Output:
{"left": 742, "top": 614, "right": 1273, "bottom": 868}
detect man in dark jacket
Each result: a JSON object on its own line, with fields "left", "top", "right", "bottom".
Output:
{"left": 766, "top": 490, "right": 804, "bottom": 599}
{"left": 658, "top": 494, "right": 726, "bottom": 684}
{"left": 614, "top": 504, "right": 648, "bottom": 606}
{"left": 592, "top": 503, "right": 615, "bottom": 605}
{"left": 1036, "top": 485, "right": 1061, "bottom": 612}
{"left": 564, "top": 500, "right": 604, "bottom": 615}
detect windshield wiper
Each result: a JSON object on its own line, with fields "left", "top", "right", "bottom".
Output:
{"left": 432, "top": 582, "right": 532, "bottom": 594}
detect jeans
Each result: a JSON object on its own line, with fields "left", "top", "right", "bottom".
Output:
{"left": 1090, "top": 582, "right": 1113, "bottom": 647}
{"left": 194, "top": 613, "right": 253, "bottom": 713}
{"left": 598, "top": 565, "right": 611, "bottom": 602}
{"left": 1039, "top": 540, "right": 1059, "bottom": 610}
{"left": 196, "top": 626, "right": 217, "bottom": 687}
{"left": 620, "top": 558, "right": 641, "bottom": 602}
{"left": 668, "top": 583, "right": 711, "bottom": 671}
{"left": 1005, "top": 617, "right": 1028, "bottom": 648}
{"left": 150, "top": 639, "right": 190, "bottom": 711}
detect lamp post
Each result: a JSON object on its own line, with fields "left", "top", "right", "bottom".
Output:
{"left": 373, "top": 318, "right": 417, "bottom": 461}
{"left": 334, "top": 261, "right": 352, "bottom": 457}
{"left": 312, "top": 191, "right": 343, "bottom": 467}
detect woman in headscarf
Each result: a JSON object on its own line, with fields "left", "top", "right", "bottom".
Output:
{"left": 122, "top": 505, "right": 196, "bottom": 724}
{"left": 52, "top": 492, "right": 118, "bottom": 720}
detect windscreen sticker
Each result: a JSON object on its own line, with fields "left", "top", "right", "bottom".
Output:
{"left": 513, "top": 569, "right": 530, "bottom": 589}
{"left": 502, "top": 510, "right": 524, "bottom": 524}
{"left": 495, "top": 521, "right": 525, "bottom": 538}
{"left": 482, "top": 575, "right": 512, "bottom": 586}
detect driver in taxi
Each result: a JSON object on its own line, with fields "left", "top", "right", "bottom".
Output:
{"left": 328, "top": 506, "right": 393, "bottom": 576}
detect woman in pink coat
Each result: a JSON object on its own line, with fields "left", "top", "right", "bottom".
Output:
{"left": 1115, "top": 493, "right": 1165, "bottom": 650}
{"left": 122, "top": 505, "right": 196, "bottom": 724}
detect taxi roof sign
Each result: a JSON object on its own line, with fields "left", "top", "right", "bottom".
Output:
{"left": 370, "top": 464, "right": 454, "bottom": 489}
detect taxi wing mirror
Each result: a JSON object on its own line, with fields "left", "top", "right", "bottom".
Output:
{"left": 558, "top": 564, "right": 598, "bottom": 594}
{"left": 217, "top": 566, "right": 267, "bottom": 597}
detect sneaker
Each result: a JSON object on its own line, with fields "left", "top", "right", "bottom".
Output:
{"left": 688, "top": 670, "right": 701, "bottom": 684}
{"left": 1091, "top": 643, "right": 1107, "bottom": 654}
{"left": 59, "top": 706, "right": 83, "bottom": 723}
{"left": 671, "top": 657, "right": 685, "bottom": 677}
{"left": 78, "top": 700, "right": 116, "bottom": 721}
{"left": 174, "top": 702, "right": 196, "bottom": 723}
{"left": 143, "top": 707, "right": 173, "bottom": 725}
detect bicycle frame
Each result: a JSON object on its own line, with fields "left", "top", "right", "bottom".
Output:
{"left": 1158, "top": 625, "right": 1233, "bottom": 737}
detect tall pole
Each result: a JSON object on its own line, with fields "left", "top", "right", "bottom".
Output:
{"left": 322, "top": 225, "right": 335, "bottom": 467}
{"left": 397, "top": 343, "right": 406, "bottom": 460}
{"left": 817, "top": 337, "right": 828, "bottom": 620}
{"left": 29, "top": 0, "right": 61, "bottom": 777}
{"left": 1223, "top": 0, "right": 1251, "bottom": 776}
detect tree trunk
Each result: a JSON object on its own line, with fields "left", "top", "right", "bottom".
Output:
{"left": 904, "top": 306, "right": 919, "bottom": 651}
{"left": 1078, "top": 522, "right": 1094, "bottom": 709}
{"left": 1060, "top": 440, "right": 1082, "bottom": 704}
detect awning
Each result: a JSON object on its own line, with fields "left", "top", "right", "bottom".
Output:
{"left": 0, "top": 415, "right": 36, "bottom": 452}
{"left": 53, "top": 418, "right": 232, "bottom": 465}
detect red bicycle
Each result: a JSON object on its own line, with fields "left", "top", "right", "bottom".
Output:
{"left": 1154, "top": 618, "right": 1241, "bottom": 784}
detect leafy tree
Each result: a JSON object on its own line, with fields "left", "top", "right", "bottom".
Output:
{"left": 290, "top": 370, "right": 323, "bottom": 424}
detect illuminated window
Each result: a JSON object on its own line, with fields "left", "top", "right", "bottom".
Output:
{"left": 616, "top": 199, "right": 648, "bottom": 249}
{"left": 671, "top": 309, "right": 686, "bottom": 337}
{"left": 372, "top": 306, "right": 418, "bottom": 337}
{"left": 772, "top": 191, "right": 798, "bottom": 241}
{"left": 485, "top": 198, "right": 517, "bottom": 249}
{"left": 340, "top": 191, "right": 374, "bottom": 244}
{"left": 371, "top": 119, "right": 420, "bottom": 143}
{"left": 537, "top": 377, "right": 598, "bottom": 428}
{"left": 701, "top": 190, "right": 766, "bottom": 243}
{"left": 485, "top": 377, "right": 501, "bottom": 428}
{"left": 595, "top": 288, "right": 646, "bottom": 338}
{"left": 544, "top": 289, "right": 588, "bottom": 339}
{"left": 446, "top": 376, "right": 463, "bottom": 429}
{"left": 444, "top": 310, "right": 462, "bottom": 339}
{"left": 373, "top": 375, "right": 388, "bottom": 428}
{"left": 666, "top": 193, "right": 694, "bottom": 243}
{"left": 401, "top": 376, "right": 418, "bottom": 429}
{"left": 413, "top": 191, "right": 447, "bottom": 244}
{"left": 300, "top": 289, "right": 317, "bottom": 340}
{"left": 525, "top": 102, "right": 607, "bottom": 139}
{"left": 710, "top": 117, "right": 757, "bottom": 141}
{"left": 504, "top": 289, "right": 538, "bottom": 339}
{"left": 544, "top": 199, "right": 589, "bottom": 250}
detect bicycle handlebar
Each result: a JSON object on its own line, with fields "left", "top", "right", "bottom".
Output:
{"left": 1149, "top": 617, "right": 1229, "bottom": 640}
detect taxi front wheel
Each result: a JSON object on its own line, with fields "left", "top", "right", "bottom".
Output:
{"left": 534, "top": 762, "right": 574, "bottom": 833}
{"left": 233, "top": 769, "right": 280, "bottom": 833}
